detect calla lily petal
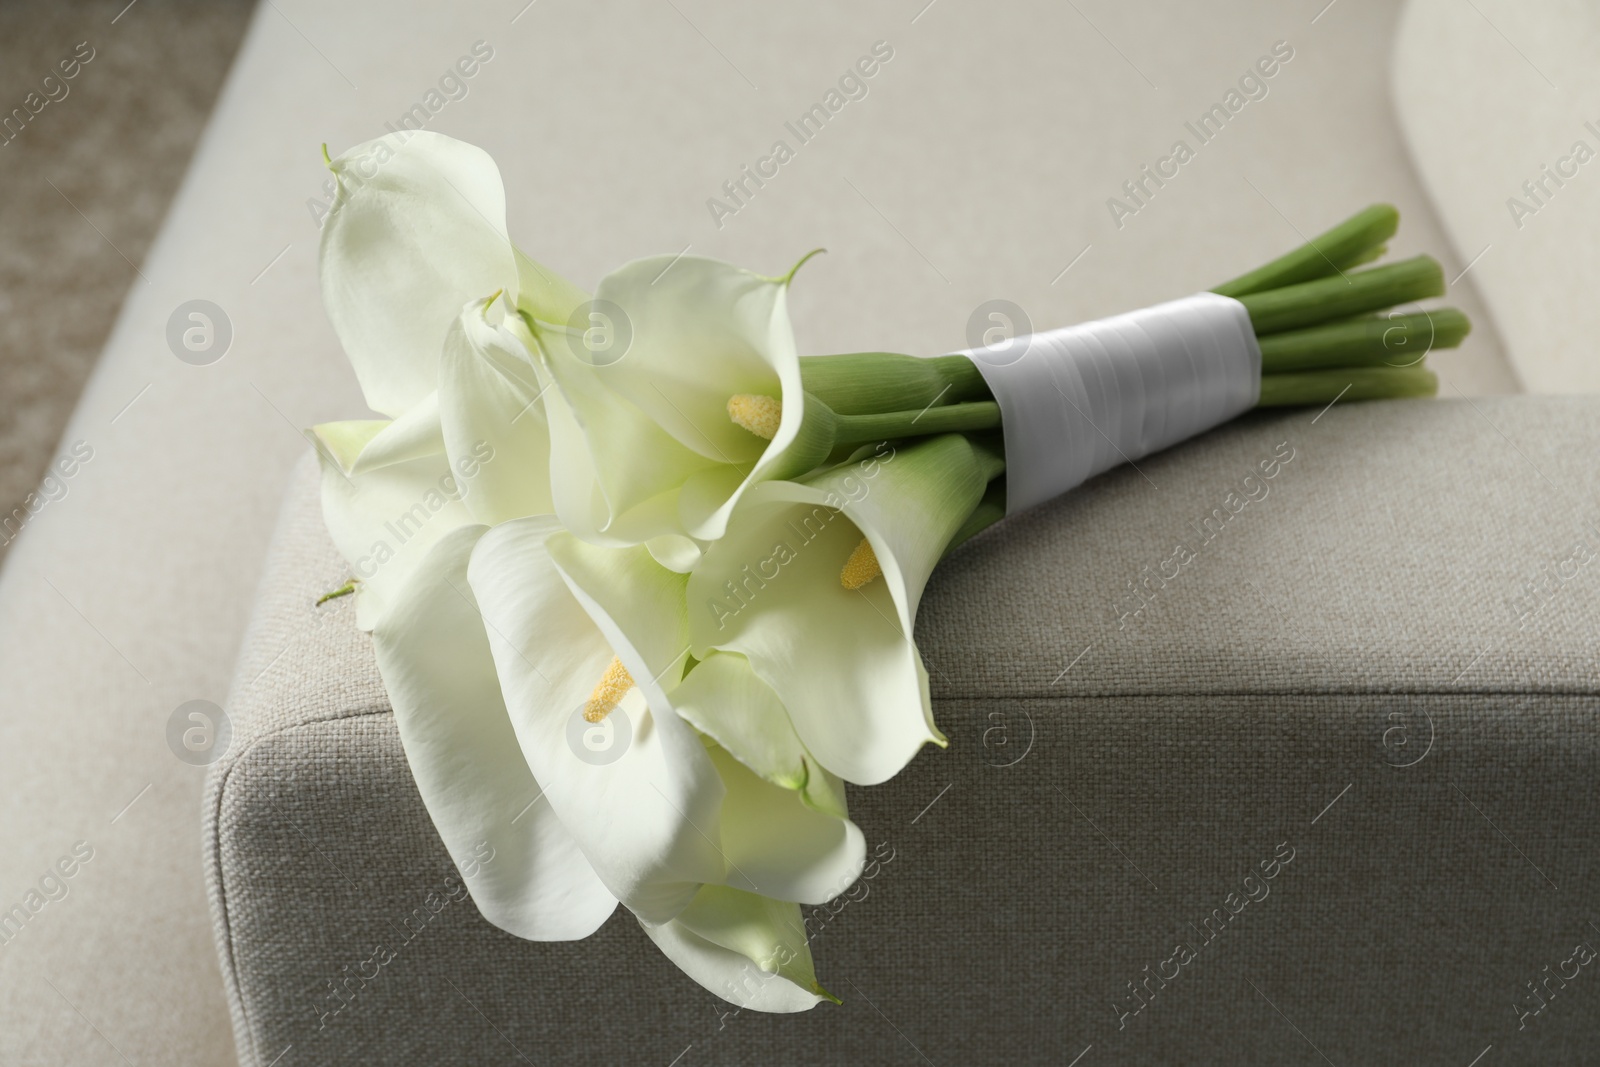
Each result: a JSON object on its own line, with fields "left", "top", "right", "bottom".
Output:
{"left": 373, "top": 524, "right": 618, "bottom": 940}
{"left": 543, "top": 532, "right": 691, "bottom": 703}
{"left": 797, "top": 759, "right": 851, "bottom": 824}
{"left": 320, "top": 131, "right": 519, "bottom": 418}
{"left": 645, "top": 533, "right": 704, "bottom": 573}
{"left": 535, "top": 327, "right": 714, "bottom": 546}
{"left": 672, "top": 652, "right": 808, "bottom": 790}
{"left": 467, "top": 517, "right": 727, "bottom": 923}
{"left": 672, "top": 652, "right": 857, "bottom": 819}
{"left": 538, "top": 255, "right": 810, "bottom": 544}
{"left": 347, "top": 391, "right": 445, "bottom": 474}
{"left": 546, "top": 534, "right": 862, "bottom": 900}
{"left": 515, "top": 247, "right": 590, "bottom": 328}
{"left": 708, "top": 744, "right": 864, "bottom": 905}
{"left": 440, "top": 297, "right": 554, "bottom": 524}
{"left": 311, "top": 418, "right": 386, "bottom": 472}
{"left": 640, "top": 885, "right": 832, "bottom": 1012}
{"left": 672, "top": 651, "right": 848, "bottom": 818}
{"left": 309, "top": 413, "right": 472, "bottom": 630}
{"left": 689, "top": 435, "right": 992, "bottom": 785}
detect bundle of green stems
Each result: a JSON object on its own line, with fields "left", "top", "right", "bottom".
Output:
{"left": 772, "top": 205, "right": 1468, "bottom": 540}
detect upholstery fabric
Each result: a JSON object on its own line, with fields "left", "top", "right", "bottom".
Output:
{"left": 211, "top": 397, "right": 1600, "bottom": 1064}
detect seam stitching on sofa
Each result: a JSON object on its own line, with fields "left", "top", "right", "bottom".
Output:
{"left": 207, "top": 736, "right": 258, "bottom": 1067}
{"left": 208, "top": 705, "right": 395, "bottom": 1066}
{"left": 930, "top": 687, "right": 1597, "bottom": 701}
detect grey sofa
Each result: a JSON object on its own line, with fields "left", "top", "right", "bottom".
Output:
{"left": 8, "top": 0, "right": 1592, "bottom": 1061}
{"left": 208, "top": 396, "right": 1600, "bottom": 1065}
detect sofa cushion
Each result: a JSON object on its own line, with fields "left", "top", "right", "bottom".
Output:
{"left": 209, "top": 397, "right": 1600, "bottom": 1064}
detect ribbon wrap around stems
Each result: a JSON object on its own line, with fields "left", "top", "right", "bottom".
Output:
{"left": 957, "top": 292, "right": 1261, "bottom": 514}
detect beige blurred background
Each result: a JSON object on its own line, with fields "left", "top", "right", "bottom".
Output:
{"left": 0, "top": 0, "right": 1522, "bottom": 565}
{"left": 0, "top": 1, "right": 252, "bottom": 557}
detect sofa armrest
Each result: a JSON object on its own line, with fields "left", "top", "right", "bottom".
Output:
{"left": 208, "top": 398, "right": 1600, "bottom": 1065}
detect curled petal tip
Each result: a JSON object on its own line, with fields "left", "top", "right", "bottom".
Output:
{"left": 779, "top": 248, "right": 826, "bottom": 286}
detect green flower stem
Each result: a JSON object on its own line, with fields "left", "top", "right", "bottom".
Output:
{"left": 1259, "top": 308, "right": 1470, "bottom": 373}
{"left": 1237, "top": 255, "right": 1445, "bottom": 335}
{"left": 1344, "top": 243, "right": 1388, "bottom": 270}
{"left": 946, "top": 481, "right": 1006, "bottom": 552}
{"left": 1256, "top": 365, "right": 1438, "bottom": 407}
{"left": 800, "top": 352, "right": 989, "bottom": 415}
{"left": 832, "top": 400, "right": 1001, "bottom": 446}
{"left": 1212, "top": 203, "right": 1399, "bottom": 298}
{"left": 802, "top": 210, "right": 1456, "bottom": 421}
{"left": 967, "top": 432, "right": 1007, "bottom": 482}
{"left": 316, "top": 580, "right": 358, "bottom": 605}
{"left": 780, "top": 398, "right": 1002, "bottom": 476}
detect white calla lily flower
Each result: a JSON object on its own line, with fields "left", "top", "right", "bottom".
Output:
{"left": 641, "top": 885, "right": 836, "bottom": 1012}
{"left": 440, "top": 295, "right": 555, "bottom": 525}
{"left": 672, "top": 650, "right": 850, "bottom": 820}
{"left": 467, "top": 516, "right": 724, "bottom": 924}
{"left": 319, "top": 128, "right": 585, "bottom": 439}
{"left": 547, "top": 531, "right": 865, "bottom": 905}
{"left": 314, "top": 130, "right": 880, "bottom": 1010}
{"left": 373, "top": 524, "right": 619, "bottom": 940}
{"left": 320, "top": 132, "right": 520, "bottom": 419}
{"left": 533, "top": 254, "right": 825, "bottom": 552}
{"left": 309, "top": 407, "right": 476, "bottom": 630}
{"left": 467, "top": 518, "right": 865, "bottom": 916}
{"left": 688, "top": 434, "right": 999, "bottom": 785}
{"left": 463, "top": 517, "right": 863, "bottom": 1005}
{"left": 313, "top": 129, "right": 588, "bottom": 626}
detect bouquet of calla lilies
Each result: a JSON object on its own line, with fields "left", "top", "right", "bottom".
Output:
{"left": 310, "top": 131, "right": 1469, "bottom": 1010}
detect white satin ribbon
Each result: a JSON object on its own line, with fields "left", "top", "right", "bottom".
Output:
{"left": 957, "top": 292, "right": 1261, "bottom": 514}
